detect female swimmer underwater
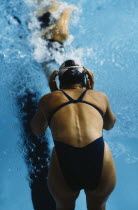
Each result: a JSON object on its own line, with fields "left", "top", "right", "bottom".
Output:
{"left": 31, "top": 60, "right": 116, "bottom": 210}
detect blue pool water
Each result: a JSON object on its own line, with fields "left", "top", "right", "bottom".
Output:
{"left": 0, "top": 0, "right": 138, "bottom": 209}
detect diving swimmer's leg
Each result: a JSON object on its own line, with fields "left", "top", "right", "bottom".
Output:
{"left": 47, "top": 148, "right": 80, "bottom": 210}
{"left": 40, "top": 6, "right": 74, "bottom": 80}
{"left": 50, "top": 6, "right": 74, "bottom": 43}
{"left": 84, "top": 142, "right": 116, "bottom": 210}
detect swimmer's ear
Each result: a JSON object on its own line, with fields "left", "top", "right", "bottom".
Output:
{"left": 49, "top": 70, "right": 59, "bottom": 92}
{"left": 84, "top": 68, "right": 94, "bottom": 90}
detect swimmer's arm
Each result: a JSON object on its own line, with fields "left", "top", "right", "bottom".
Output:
{"left": 31, "top": 98, "right": 48, "bottom": 137}
{"left": 103, "top": 95, "right": 116, "bottom": 130}
{"left": 51, "top": 6, "right": 74, "bottom": 42}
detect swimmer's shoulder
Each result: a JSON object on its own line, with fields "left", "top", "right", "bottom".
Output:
{"left": 39, "top": 90, "right": 62, "bottom": 104}
{"left": 87, "top": 90, "right": 109, "bottom": 109}
{"left": 40, "top": 90, "right": 109, "bottom": 104}
{"left": 88, "top": 89, "right": 108, "bottom": 99}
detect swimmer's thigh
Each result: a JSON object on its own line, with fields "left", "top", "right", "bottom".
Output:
{"left": 47, "top": 147, "right": 80, "bottom": 209}
{"left": 84, "top": 141, "right": 116, "bottom": 210}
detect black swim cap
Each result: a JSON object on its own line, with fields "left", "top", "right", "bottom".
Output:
{"left": 59, "top": 60, "right": 84, "bottom": 76}
{"left": 58, "top": 60, "right": 85, "bottom": 88}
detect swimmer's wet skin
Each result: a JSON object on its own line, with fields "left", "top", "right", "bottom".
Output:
{"left": 37, "top": 4, "right": 74, "bottom": 44}
{"left": 47, "top": 89, "right": 104, "bottom": 126}
{"left": 31, "top": 60, "right": 117, "bottom": 210}
{"left": 38, "top": 11, "right": 64, "bottom": 47}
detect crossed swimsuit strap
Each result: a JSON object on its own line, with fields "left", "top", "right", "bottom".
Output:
{"left": 48, "top": 89, "right": 104, "bottom": 126}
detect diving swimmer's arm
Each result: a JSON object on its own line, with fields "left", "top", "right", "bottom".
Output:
{"left": 103, "top": 95, "right": 116, "bottom": 130}
{"left": 31, "top": 98, "right": 48, "bottom": 137}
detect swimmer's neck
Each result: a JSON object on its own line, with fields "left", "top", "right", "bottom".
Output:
{"left": 63, "top": 84, "right": 83, "bottom": 89}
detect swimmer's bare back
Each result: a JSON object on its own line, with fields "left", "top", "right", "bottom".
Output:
{"left": 31, "top": 87, "right": 116, "bottom": 210}
{"left": 32, "top": 88, "right": 115, "bottom": 145}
